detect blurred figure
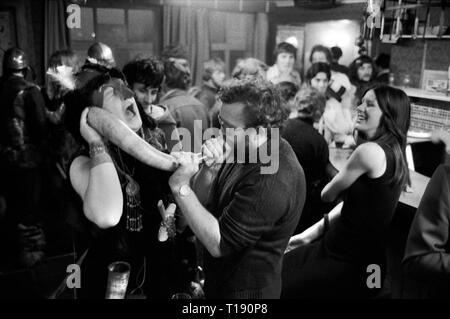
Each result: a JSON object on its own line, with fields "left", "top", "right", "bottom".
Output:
{"left": 277, "top": 81, "right": 299, "bottom": 119}
{"left": 349, "top": 55, "right": 376, "bottom": 104}
{"left": 310, "top": 45, "right": 333, "bottom": 65}
{"left": 87, "top": 42, "right": 116, "bottom": 68}
{"left": 402, "top": 164, "right": 450, "bottom": 298}
{"left": 282, "top": 86, "right": 335, "bottom": 234}
{"left": 310, "top": 45, "right": 354, "bottom": 107}
{"left": 231, "top": 58, "right": 267, "bottom": 81}
{"left": 76, "top": 42, "right": 116, "bottom": 88}
{"left": 161, "top": 43, "right": 192, "bottom": 87}
{"left": 195, "top": 58, "right": 226, "bottom": 129}
{"left": 306, "top": 62, "right": 354, "bottom": 147}
{"left": 160, "top": 43, "right": 209, "bottom": 153}
{"left": 42, "top": 49, "right": 81, "bottom": 255}
{"left": 45, "top": 49, "right": 80, "bottom": 105}
{"left": 0, "top": 48, "right": 49, "bottom": 268}
{"left": 330, "top": 46, "right": 349, "bottom": 75}
{"left": 306, "top": 62, "right": 330, "bottom": 95}
{"left": 123, "top": 58, "right": 182, "bottom": 152}
{"left": 267, "top": 42, "right": 302, "bottom": 86}
{"left": 374, "top": 53, "right": 391, "bottom": 84}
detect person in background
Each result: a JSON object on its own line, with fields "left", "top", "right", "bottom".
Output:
{"left": 305, "top": 62, "right": 330, "bottom": 95}
{"left": 266, "top": 42, "right": 302, "bottom": 87}
{"left": 231, "top": 58, "right": 268, "bottom": 81}
{"left": 282, "top": 85, "right": 336, "bottom": 234}
{"left": 402, "top": 164, "right": 450, "bottom": 299}
{"left": 349, "top": 55, "right": 376, "bottom": 104}
{"left": 42, "top": 49, "right": 82, "bottom": 256}
{"left": 43, "top": 49, "right": 81, "bottom": 171}
{"left": 122, "top": 58, "right": 182, "bottom": 152}
{"left": 330, "top": 46, "right": 349, "bottom": 76}
{"left": 76, "top": 42, "right": 116, "bottom": 89}
{"left": 310, "top": 45, "right": 356, "bottom": 147}
{"left": 374, "top": 53, "right": 391, "bottom": 85}
{"left": 195, "top": 58, "right": 226, "bottom": 129}
{"left": 0, "top": 48, "right": 49, "bottom": 269}
{"left": 282, "top": 85, "right": 410, "bottom": 299}
{"left": 168, "top": 78, "right": 306, "bottom": 298}
{"left": 310, "top": 45, "right": 354, "bottom": 108}
{"left": 159, "top": 43, "right": 209, "bottom": 154}
{"left": 306, "top": 62, "right": 354, "bottom": 147}
{"left": 276, "top": 81, "right": 299, "bottom": 119}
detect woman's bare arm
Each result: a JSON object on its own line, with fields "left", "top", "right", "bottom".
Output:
{"left": 321, "top": 142, "right": 386, "bottom": 203}
{"left": 69, "top": 153, "right": 123, "bottom": 229}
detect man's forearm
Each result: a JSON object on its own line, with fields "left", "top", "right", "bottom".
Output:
{"left": 172, "top": 188, "right": 222, "bottom": 257}
{"left": 290, "top": 202, "right": 343, "bottom": 247}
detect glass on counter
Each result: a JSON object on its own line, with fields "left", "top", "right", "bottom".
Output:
{"left": 105, "top": 261, "right": 131, "bottom": 299}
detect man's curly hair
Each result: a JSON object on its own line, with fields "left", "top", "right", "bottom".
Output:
{"left": 218, "top": 78, "right": 287, "bottom": 129}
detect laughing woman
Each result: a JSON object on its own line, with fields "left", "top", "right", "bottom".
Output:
{"left": 281, "top": 85, "right": 410, "bottom": 298}
{"left": 64, "top": 69, "right": 192, "bottom": 299}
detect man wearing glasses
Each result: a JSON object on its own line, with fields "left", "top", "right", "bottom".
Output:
{"left": 166, "top": 79, "right": 306, "bottom": 298}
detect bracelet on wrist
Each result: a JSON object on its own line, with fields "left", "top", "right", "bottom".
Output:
{"left": 89, "top": 142, "right": 107, "bottom": 158}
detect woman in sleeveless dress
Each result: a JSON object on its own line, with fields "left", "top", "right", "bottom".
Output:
{"left": 281, "top": 85, "right": 411, "bottom": 298}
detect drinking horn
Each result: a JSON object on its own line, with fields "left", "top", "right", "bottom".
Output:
{"left": 87, "top": 107, "right": 178, "bottom": 171}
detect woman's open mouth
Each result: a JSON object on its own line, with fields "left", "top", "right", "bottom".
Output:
{"left": 126, "top": 103, "right": 136, "bottom": 117}
{"left": 356, "top": 113, "right": 366, "bottom": 123}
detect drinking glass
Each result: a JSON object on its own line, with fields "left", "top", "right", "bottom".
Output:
{"left": 105, "top": 261, "right": 131, "bottom": 299}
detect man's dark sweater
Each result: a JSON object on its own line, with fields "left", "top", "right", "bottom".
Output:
{"left": 204, "top": 138, "right": 306, "bottom": 298}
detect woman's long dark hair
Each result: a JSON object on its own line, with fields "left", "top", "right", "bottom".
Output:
{"left": 358, "top": 84, "right": 410, "bottom": 188}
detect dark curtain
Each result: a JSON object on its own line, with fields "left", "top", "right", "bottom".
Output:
{"left": 163, "top": 6, "right": 210, "bottom": 86}
{"left": 44, "top": 0, "right": 70, "bottom": 71}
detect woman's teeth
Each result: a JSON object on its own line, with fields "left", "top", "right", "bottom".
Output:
{"left": 357, "top": 114, "right": 366, "bottom": 122}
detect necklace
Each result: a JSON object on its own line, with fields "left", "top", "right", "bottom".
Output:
{"left": 114, "top": 128, "right": 145, "bottom": 232}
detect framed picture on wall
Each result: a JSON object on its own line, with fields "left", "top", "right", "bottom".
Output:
{"left": 421, "top": 69, "right": 449, "bottom": 93}
{"left": 0, "top": 7, "right": 18, "bottom": 76}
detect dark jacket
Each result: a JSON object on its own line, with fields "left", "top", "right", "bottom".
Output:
{"left": 402, "top": 164, "right": 450, "bottom": 298}
{"left": 0, "top": 75, "right": 48, "bottom": 168}
{"left": 282, "top": 117, "right": 331, "bottom": 232}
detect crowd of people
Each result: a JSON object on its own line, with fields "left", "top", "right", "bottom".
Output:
{"left": 0, "top": 39, "right": 449, "bottom": 299}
